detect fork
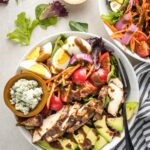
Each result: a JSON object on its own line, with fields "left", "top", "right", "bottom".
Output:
{"left": 117, "top": 59, "right": 134, "bottom": 150}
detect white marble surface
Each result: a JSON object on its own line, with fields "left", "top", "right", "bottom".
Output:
{"left": 0, "top": 0, "right": 140, "bottom": 150}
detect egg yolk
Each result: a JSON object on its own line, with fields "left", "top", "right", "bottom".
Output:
{"left": 29, "top": 64, "right": 47, "bottom": 77}
{"left": 26, "top": 47, "right": 40, "bottom": 60}
{"left": 56, "top": 50, "right": 70, "bottom": 65}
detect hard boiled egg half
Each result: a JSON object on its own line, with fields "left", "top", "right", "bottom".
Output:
{"left": 20, "top": 60, "right": 51, "bottom": 79}
{"left": 52, "top": 36, "right": 92, "bottom": 70}
{"left": 26, "top": 42, "right": 52, "bottom": 62}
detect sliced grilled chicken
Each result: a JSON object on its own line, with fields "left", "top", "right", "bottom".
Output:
{"left": 108, "top": 78, "right": 124, "bottom": 116}
{"left": 32, "top": 106, "right": 69, "bottom": 143}
{"left": 98, "top": 86, "right": 108, "bottom": 104}
{"left": 45, "top": 103, "right": 81, "bottom": 143}
{"left": 17, "top": 115, "right": 43, "bottom": 127}
{"left": 93, "top": 86, "right": 108, "bottom": 121}
{"left": 67, "top": 99, "right": 102, "bottom": 133}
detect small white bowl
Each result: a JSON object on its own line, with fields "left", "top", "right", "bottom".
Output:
{"left": 63, "top": 0, "right": 87, "bottom": 5}
{"left": 98, "top": 0, "right": 150, "bottom": 63}
{"left": 17, "top": 31, "right": 139, "bottom": 150}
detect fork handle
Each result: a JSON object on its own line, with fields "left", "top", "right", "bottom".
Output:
{"left": 122, "top": 102, "right": 134, "bottom": 150}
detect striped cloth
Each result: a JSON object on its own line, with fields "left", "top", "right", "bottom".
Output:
{"left": 114, "top": 62, "right": 150, "bottom": 150}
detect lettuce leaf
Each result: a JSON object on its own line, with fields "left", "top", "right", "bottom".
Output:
{"left": 7, "top": 12, "right": 39, "bottom": 46}
{"left": 35, "top": 4, "right": 58, "bottom": 29}
{"left": 36, "top": 140, "right": 55, "bottom": 150}
{"left": 69, "top": 21, "right": 88, "bottom": 32}
{"left": 51, "top": 34, "right": 68, "bottom": 57}
{"left": 101, "top": 11, "right": 123, "bottom": 25}
{"left": 107, "top": 54, "right": 120, "bottom": 81}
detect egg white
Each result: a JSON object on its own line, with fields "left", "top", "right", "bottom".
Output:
{"left": 52, "top": 48, "right": 70, "bottom": 70}
{"left": 63, "top": 36, "right": 92, "bottom": 55}
{"left": 20, "top": 60, "right": 51, "bottom": 79}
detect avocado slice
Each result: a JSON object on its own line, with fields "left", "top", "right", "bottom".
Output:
{"left": 126, "top": 101, "right": 139, "bottom": 121}
{"left": 94, "top": 115, "right": 114, "bottom": 142}
{"left": 94, "top": 135, "right": 107, "bottom": 150}
{"left": 82, "top": 125, "right": 91, "bottom": 134}
{"left": 116, "top": 0, "right": 124, "bottom": 4}
{"left": 107, "top": 117, "right": 123, "bottom": 132}
{"left": 86, "top": 129, "right": 97, "bottom": 145}
{"left": 74, "top": 133, "right": 85, "bottom": 145}
{"left": 36, "top": 140, "right": 57, "bottom": 150}
{"left": 59, "top": 138, "right": 78, "bottom": 150}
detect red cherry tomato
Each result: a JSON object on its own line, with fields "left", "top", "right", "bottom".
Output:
{"left": 49, "top": 95, "right": 63, "bottom": 111}
{"left": 99, "top": 52, "right": 110, "bottom": 72}
{"left": 90, "top": 68, "right": 108, "bottom": 86}
{"left": 136, "top": 32, "right": 147, "bottom": 42}
{"left": 136, "top": 41, "right": 149, "bottom": 58}
{"left": 72, "top": 68, "right": 87, "bottom": 84}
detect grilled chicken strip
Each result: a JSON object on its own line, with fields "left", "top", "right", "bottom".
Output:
{"left": 32, "top": 106, "right": 69, "bottom": 143}
{"left": 108, "top": 78, "right": 124, "bottom": 116}
{"left": 45, "top": 103, "right": 81, "bottom": 143}
{"left": 17, "top": 115, "right": 43, "bottom": 127}
{"left": 93, "top": 86, "right": 108, "bottom": 120}
{"left": 67, "top": 99, "right": 103, "bottom": 133}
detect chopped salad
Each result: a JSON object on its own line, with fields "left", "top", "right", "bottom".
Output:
{"left": 5, "top": 35, "right": 138, "bottom": 150}
{"left": 102, "top": 0, "right": 150, "bottom": 58}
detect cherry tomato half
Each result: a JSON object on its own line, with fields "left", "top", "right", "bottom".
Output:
{"left": 72, "top": 68, "right": 87, "bottom": 84}
{"left": 49, "top": 95, "right": 63, "bottom": 111}
{"left": 90, "top": 68, "right": 108, "bottom": 86}
{"left": 136, "top": 41, "right": 149, "bottom": 58}
{"left": 99, "top": 52, "right": 110, "bottom": 72}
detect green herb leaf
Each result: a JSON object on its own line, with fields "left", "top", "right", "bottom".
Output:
{"left": 69, "top": 21, "right": 88, "bottom": 32}
{"left": 107, "top": 54, "right": 120, "bottom": 81}
{"left": 25, "top": 126, "right": 34, "bottom": 130}
{"left": 101, "top": 11, "right": 123, "bottom": 25}
{"left": 35, "top": 4, "right": 58, "bottom": 29}
{"left": 36, "top": 140, "right": 53, "bottom": 150}
{"left": 104, "top": 95, "right": 110, "bottom": 109}
{"left": 51, "top": 34, "right": 68, "bottom": 57}
{"left": 83, "top": 97, "right": 93, "bottom": 103}
{"left": 7, "top": 12, "right": 39, "bottom": 46}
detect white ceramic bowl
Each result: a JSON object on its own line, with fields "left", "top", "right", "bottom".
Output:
{"left": 17, "top": 31, "right": 139, "bottom": 150}
{"left": 98, "top": 0, "right": 150, "bottom": 63}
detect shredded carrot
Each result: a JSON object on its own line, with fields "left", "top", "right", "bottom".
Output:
{"left": 130, "top": 37, "right": 136, "bottom": 53}
{"left": 46, "top": 83, "right": 55, "bottom": 108}
{"left": 86, "top": 65, "right": 94, "bottom": 79}
{"left": 112, "top": 29, "right": 127, "bottom": 34}
{"left": 111, "top": 34, "right": 124, "bottom": 39}
{"left": 133, "top": 37, "right": 140, "bottom": 44}
{"left": 47, "top": 64, "right": 80, "bottom": 82}
{"left": 64, "top": 84, "right": 72, "bottom": 103}
{"left": 64, "top": 64, "right": 81, "bottom": 79}
{"left": 62, "top": 74, "right": 65, "bottom": 86}
{"left": 103, "top": 21, "right": 118, "bottom": 32}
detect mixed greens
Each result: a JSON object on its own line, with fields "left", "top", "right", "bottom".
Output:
{"left": 7, "top": 1, "right": 68, "bottom": 46}
{"left": 5, "top": 34, "right": 139, "bottom": 150}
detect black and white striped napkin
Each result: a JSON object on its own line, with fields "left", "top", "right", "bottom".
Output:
{"left": 114, "top": 63, "right": 150, "bottom": 150}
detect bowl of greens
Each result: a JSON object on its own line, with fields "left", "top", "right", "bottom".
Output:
{"left": 4, "top": 31, "right": 139, "bottom": 150}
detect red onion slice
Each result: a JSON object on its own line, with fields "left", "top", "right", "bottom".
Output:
{"left": 70, "top": 53, "right": 93, "bottom": 64}
{"left": 76, "top": 53, "right": 93, "bottom": 63}
{"left": 115, "top": 13, "right": 131, "bottom": 30}
{"left": 121, "top": 24, "right": 138, "bottom": 45}
{"left": 70, "top": 55, "right": 77, "bottom": 64}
